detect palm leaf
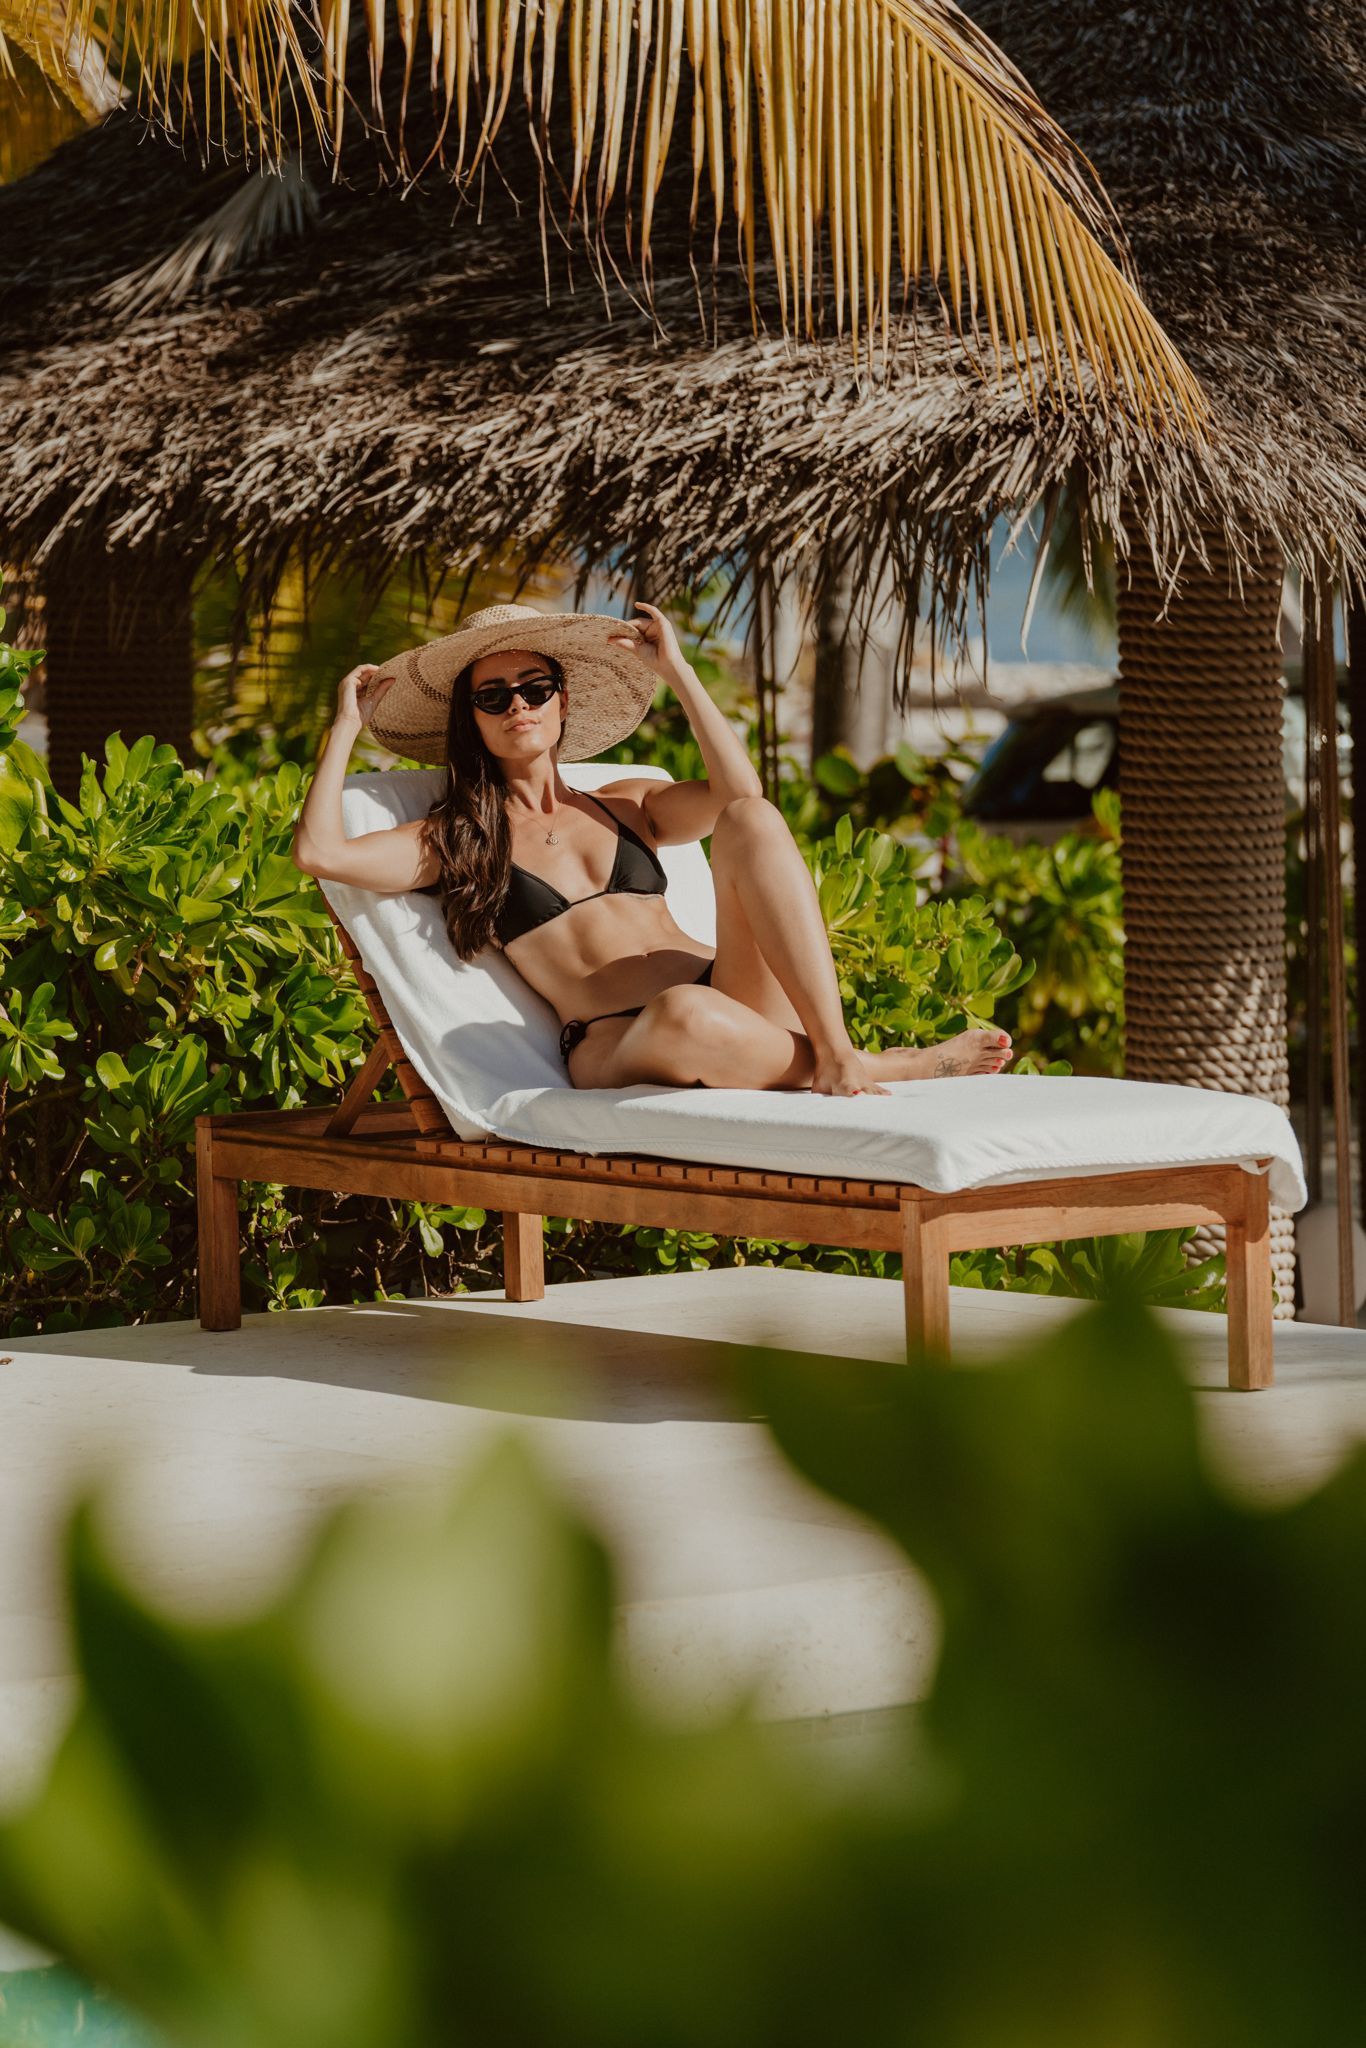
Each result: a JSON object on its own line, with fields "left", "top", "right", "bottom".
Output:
{"left": 101, "top": 155, "right": 319, "bottom": 313}
{"left": 6, "top": 0, "right": 1207, "bottom": 427}
{"left": 0, "top": 0, "right": 122, "bottom": 115}
{"left": 0, "top": 41, "right": 87, "bottom": 178}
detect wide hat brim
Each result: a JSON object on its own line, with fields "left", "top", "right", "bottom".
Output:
{"left": 365, "top": 607, "right": 657, "bottom": 765}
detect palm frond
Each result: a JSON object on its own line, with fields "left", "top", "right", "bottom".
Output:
{"left": 102, "top": 156, "right": 319, "bottom": 313}
{"left": 0, "top": 0, "right": 122, "bottom": 115}
{"left": 15, "top": 0, "right": 1207, "bottom": 428}
{"left": 0, "top": 40, "right": 87, "bottom": 177}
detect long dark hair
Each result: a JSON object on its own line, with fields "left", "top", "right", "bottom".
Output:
{"left": 421, "top": 653, "right": 566, "bottom": 959}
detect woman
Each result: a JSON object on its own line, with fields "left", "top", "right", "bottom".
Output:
{"left": 292, "top": 599, "right": 1011, "bottom": 1096}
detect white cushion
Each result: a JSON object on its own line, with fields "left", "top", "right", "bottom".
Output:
{"left": 321, "top": 770, "right": 1307, "bottom": 1213}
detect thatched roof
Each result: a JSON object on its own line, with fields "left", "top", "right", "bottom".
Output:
{"left": 1, "top": 3, "right": 1363, "bottom": 642}
{"left": 968, "top": 0, "right": 1366, "bottom": 589}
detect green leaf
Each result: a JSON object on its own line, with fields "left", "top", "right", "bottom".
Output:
{"left": 93, "top": 935, "right": 138, "bottom": 974}
{"left": 813, "top": 751, "right": 863, "bottom": 797}
{"left": 175, "top": 893, "right": 224, "bottom": 925}
{"left": 95, "top": 1050, "right": 135, "bottom": 1091}
{"left": 0, "top": 752, "right": 36, "bottom": 851}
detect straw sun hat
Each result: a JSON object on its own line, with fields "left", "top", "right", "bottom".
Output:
{"left": 365, "top": 603, "right": 657, "bottom": 766}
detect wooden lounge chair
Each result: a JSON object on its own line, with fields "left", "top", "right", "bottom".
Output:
{"left": 196, "top": 903, "right": 1277, "bottom": 1390}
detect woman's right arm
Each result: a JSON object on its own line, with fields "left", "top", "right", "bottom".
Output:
{"left": 292, "top": 664, "right": 441, "bottom": 893}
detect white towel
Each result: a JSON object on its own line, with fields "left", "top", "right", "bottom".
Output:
{"left": 320, "top": 769, "right": 1307, "bottom": 1213}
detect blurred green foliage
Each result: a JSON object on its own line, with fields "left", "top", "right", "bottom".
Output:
{"left": 0, "top": 1298, "right": 1360, "bottom": 2043}
{"left": 0, "top": 1960, "right": 153, "bottom": 2044}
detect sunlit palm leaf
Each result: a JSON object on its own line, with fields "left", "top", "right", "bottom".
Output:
{"left": 6, "top": 0, "right": 1206, "bottom": 429}
{"left": 0, "top": 42, "right": 87, "bottom": 178}
{"left": 0, "top": 0, "right": 121, "bottom": 116}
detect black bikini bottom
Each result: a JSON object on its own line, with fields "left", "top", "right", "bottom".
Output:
{"left": 559, "top": 959, "right": 714, "bottom": 1066}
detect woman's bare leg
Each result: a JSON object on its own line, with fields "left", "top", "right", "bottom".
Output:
{"left": 706, "top": 797, "right": 1009, "bottom": 1092}
{"left": 568, "top": 797, "right": 1010, "bottom": 1094}
{"left": 568, "top": 982, "right": 815, "bottom": 1091}
{"left": 568, "top": 984, "right": 1011, "bottom": 1091}
{"left": 706, "top": 797, "right": 862, "bottom": 1090}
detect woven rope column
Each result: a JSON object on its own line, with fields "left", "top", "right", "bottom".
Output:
{"left": 43, "top": 548, "right": 195, "bottom": 797}
{"left": 1117, "top": 529, "right": 1297, "bottom": 1315}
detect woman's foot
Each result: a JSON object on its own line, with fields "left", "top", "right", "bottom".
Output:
{"left": 810, "top": 1048, "right": 891, "bottom": 1097}
{"left": 809, "top": 1028, "right": 1011, "bottom": 1095}
{"left": 867, "top": 1029, "right": 1012, "bottom": 1082}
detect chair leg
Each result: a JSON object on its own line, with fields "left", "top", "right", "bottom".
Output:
{"left": 503, "top": 1212, "right": 545, "bottom": 1302}
{"left": 902, "top": 1204, "right": 950, "bottom": 1359}
{"left": 1225, "top": 1173, "right": 1275, "bottom": 1390}
{"left": 195, "top": 1118, "right": 242, "bottom": 1331}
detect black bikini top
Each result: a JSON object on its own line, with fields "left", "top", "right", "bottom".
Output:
{"left": 494, "top": 792, "right": 668, "bottom": 946}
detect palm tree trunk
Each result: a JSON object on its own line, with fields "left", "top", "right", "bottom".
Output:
{"left": 1117, "top": 526, "right": 1298, "bottom": 1315}
{"left": 810, "top": 554, "right": 899, "bottom": 770}
{"left": 812, "top": 565, "right": 856, "bottom": 765}
{"left": 42, "top": 548, "right": 195, "bottom": 796}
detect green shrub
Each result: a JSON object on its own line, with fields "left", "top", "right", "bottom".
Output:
{"left": 0, "top": 690, "right": 514, "bottom": 1333}
{"left": 0, "top": 1300, "right": 1359, "bottom": 2044}
{"left": 947, "top": 787, "right": 1125, "bottom": 1074}
{"left": 812, "top": 809, "right": 1031, "bottom": 1049}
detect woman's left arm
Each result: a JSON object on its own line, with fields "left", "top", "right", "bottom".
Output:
{"left": 604, "top": 601, "right": 762, "bottom": 843}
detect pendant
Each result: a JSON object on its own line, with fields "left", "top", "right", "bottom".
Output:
{"left": 545, "top": 831, "right": 560, "bottom": 845}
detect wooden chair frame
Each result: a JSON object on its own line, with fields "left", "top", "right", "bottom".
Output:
{"left": 194, "top": 909, "right": 1276, "bottom": 1389}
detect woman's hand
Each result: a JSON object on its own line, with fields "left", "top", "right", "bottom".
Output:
{"left": 334, "top": 663, "right": 393, "bottom": 730}
{"left": 608, "top": 600, "right": 690, "bottom": 685}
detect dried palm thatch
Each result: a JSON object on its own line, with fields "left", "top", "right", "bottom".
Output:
{"left": 2, "top": 0, "right": 1206, "bottom": 425}
{"left": 0, "top": 0, "right": 1362, "bottom": 655}
{"left": 967, "top": 0, "right": 1366, "bottom": 596}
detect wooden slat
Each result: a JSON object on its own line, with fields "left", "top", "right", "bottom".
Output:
{"left": 918, "top": 1164, "right": 1247, "bottom": 1254}
{"left": 205, "top": 1129, "right": 906, "bottom": 1249}
{"left": 911, "top": 1162, "right": 1246, "bottom": 1226}
{"left": 211, "top": 1102, "right": 419, "bottom": 1136}
{"left": 934, "top": 1196, "right": 1228, "bottom": 1251}
{"left": 206, "top": 1109, "right": 908, "bottom": 1206}
{"left": 411, "top": 1138, "right": 907, "bottom": 1206}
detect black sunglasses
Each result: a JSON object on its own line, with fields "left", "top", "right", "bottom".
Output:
{"left": 469, "top": 677, "right": 564, "bottom": 717}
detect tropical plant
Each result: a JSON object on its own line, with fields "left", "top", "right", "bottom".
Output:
{"left": 1, "top": 1298, "right": 1362, "bottom": 2042}
{"left": 0, "top": 0, "right": 1205, "bottom": 422}
{"left": 810, "top": 809, "right": 1031, "bottom": 1050}
{"left": 952, "top": 1227, "right": 1226, "bottom": 1311}
{"left": 950, "top": 785, "right": 1125, "bottom": 1073}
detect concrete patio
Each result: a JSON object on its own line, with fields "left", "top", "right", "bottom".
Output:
{"left": 4, "top": 1267, "right": 1366, "bottom": 1817}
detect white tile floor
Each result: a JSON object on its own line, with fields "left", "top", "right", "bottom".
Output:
{"left": 3, "top": 1268, "right": 1365, "bottom": 1813}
